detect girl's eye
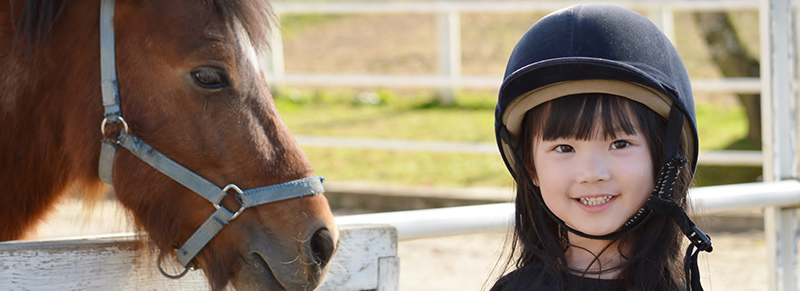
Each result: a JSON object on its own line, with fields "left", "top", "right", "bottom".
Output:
{"left": 191, "top": 67, "right": 230, "bottom": 90}
{"left": 554, "top": 145, "right": 574, "bottom": 153}
{"left": 610, "top": 140, "right": 630, "bottom": 149}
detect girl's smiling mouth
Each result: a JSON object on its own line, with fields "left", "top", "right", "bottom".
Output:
{"left": 578, "top": 195, "right": 613, "bottom": 206}
{"left": 573, "top": 195, "right": 618, "bottom": 211}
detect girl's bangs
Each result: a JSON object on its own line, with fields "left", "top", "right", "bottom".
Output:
{"left": 536, "top": 94, "right": 642, "bottom": 141}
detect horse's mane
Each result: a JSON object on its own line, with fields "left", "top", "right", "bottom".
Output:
{"left": 11, "top": 0, "right": 274, "bottom": 53}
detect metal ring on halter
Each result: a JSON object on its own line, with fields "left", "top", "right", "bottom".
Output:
{"left": 100, "top": 115, "right": 130, "bottom": 137}
{"left": 217, "top": 184, "right": 247, "bottom": 220}
{"left": 157, "top": 254, "right": 191, "bottom": 279}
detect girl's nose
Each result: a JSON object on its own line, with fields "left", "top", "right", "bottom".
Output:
{"left": 576, "top": 154, "right": 611, "bottom": 184}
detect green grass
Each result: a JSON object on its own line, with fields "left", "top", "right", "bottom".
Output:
{"left": 302, "top": 148, "right": 514, "bottom": 188}
{"left": 276, "top": 89, "right": 496, "bottom": 142}
{"left": 275, "top": 89, "right": 758, "bottom": 188}
{"left": 695, "top": 101, "right": 749, "bottom": 150}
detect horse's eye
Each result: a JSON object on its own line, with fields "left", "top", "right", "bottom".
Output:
{"left": 191, "top": 67, "right": 229, "bottom": 89}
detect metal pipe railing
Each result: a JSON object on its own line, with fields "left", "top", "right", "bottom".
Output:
{"left": 334, "top": 180, "right": 800, "bottom": 241}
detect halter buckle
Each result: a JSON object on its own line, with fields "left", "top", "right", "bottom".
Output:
{"left": 216, "top": 184, "right": 247, "bottom": 220}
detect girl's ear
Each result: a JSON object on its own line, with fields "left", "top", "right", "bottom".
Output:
{"left": 525, "top": 165, "right": 539, "bottom": 187}
{"left": 525, "top": 145, "right": 539, "bottom": 187}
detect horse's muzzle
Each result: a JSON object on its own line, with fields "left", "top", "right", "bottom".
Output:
{"left": 233, "top": 223, "right": 339, "bottom": 291}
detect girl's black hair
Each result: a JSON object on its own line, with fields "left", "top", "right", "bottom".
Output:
{"left": 494, "top": 93, "right": 690, "bottom": 290}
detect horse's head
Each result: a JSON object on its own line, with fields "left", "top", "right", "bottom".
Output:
{"left": 101, "top": 1, "right": 337, "bottom": 289}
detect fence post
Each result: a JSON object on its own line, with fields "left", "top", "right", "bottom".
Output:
{"left": 760, "top": 0, "right": 798, "bottom": 290}
{"left": 265, "top": 18, "right": 286, "bottom": 93}
{"left": 646, "top": 0, "right": 675, "bottom": 42}
{"left": 437, "top": 10, "right": 461, "bottom": 106}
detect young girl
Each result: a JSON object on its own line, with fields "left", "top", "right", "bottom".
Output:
{"left": 491, "top": 5, "right": 712, "bottom": 291}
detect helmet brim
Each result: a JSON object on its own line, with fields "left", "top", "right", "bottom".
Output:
{"left": 496, "top": 58, "right": 698, "bottom": 178}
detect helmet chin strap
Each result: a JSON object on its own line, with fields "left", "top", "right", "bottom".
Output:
{"left": 500, "top": 105, "right": 712, "bottom": 290}
{"left": 647, "top": 108, "right": 713, "bottom": 291}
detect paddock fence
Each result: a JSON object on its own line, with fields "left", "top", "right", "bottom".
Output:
{"left": 265, "top": 0, "right": 766, "bottom": 167}
{"left": 266, "top": 0, "right": 764, "bottom": 93}
{"left": 2, "top": 180, "right": 800, "bottom": 290}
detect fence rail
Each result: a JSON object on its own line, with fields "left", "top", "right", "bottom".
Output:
{"left": 267, "top": 0, "right": 763, "bottom": 95}
{"left": 0, "top": 224, "right": 399, "bottom": 291}
{"left": 334, "top": 180, "right": 800, "bottom": 241}
{"left": 296, "top": 135, "right": 764, "bottom": 166}
{"left": 272, "top": 0, "right": 762, "bottom": 14}
{"left": 270, "top": 74, "right": 763, "bottom": 93}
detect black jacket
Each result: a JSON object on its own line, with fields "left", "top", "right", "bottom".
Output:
{"left": 490, "top": 262, "right": 624, "bottom": 291}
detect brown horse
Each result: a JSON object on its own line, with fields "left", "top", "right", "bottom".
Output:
{"left": 0, "top": 0, "right": 338, "bottom": 290}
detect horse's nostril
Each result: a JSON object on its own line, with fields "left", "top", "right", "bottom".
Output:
{"left": 309, "top": 227, "right": 336, "bottom": 270}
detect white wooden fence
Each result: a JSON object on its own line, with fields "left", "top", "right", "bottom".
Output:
{"left": 3, "top": 180, "right": 800, "bottom": 290}
{"left": 0, "top": 224, "right": 398, "bottom": 291}
{"left": 266, "top": 0, "right": 767, "bottom": 167}
{"left": 266, "top": 0, "right": 763, "bottom": 93}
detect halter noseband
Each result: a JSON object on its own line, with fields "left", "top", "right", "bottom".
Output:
{"left": 97, "top": 0, "right": 324, "bottom": 277}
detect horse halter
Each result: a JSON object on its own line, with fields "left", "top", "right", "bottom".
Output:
{"left": 96, "top": 0, "right": 325, "bottom": 278}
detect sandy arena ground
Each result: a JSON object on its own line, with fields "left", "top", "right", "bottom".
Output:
{"left": 397, "top": 230, "right": 765, "bottom": 291}
{"left": 30, "top": 198, "right": 767, "bottom": 291}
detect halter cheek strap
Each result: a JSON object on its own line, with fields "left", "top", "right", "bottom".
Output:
{"left": 97, "top": 0, "right": 324, "bottom": 278}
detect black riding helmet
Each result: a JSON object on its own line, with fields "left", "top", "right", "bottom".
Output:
{"left": 494, "top": 4, "right": 711, "bottom": 290}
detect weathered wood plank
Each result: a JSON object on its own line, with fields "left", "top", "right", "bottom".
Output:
{"left": 317, "top": 224, "right": 396, "bottom": 290}
{"left": 0, "top": 224, "right": 397, "bottom": 290}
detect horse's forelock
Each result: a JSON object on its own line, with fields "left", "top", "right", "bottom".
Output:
{"left": 10, "top": 0, "right": 68, "bottom": 50}
{"left": 211, "top": 0, "right": 275, "bottom": 54}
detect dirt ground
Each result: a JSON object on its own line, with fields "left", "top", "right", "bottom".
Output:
{"left": 29, "top": 198, "right": 768, "bottom": 291}
{"left": 397, "top": 231, "right": 766, "bottom": 291}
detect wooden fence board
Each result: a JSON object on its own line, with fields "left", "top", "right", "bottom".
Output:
{"left": 0, "top": 224, "right": 397, "bottom": 291}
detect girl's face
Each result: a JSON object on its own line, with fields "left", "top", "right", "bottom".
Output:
{"left": 532, "top": 130, "right": 654, "bottom": 236}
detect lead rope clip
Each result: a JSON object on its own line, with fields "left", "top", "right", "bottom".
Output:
{"left": 158, "top": 254, "right": 192, "bottom": 279}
